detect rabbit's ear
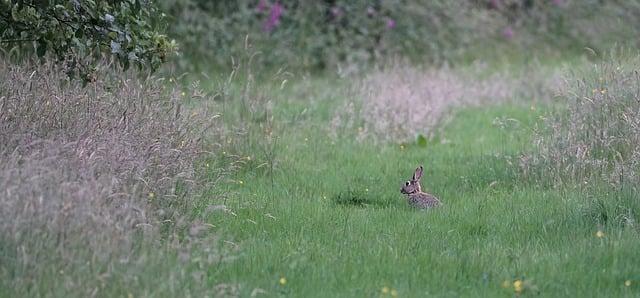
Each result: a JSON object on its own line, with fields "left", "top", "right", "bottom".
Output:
{"left": 413, "top": 165, "right": 424, "bottom": 181}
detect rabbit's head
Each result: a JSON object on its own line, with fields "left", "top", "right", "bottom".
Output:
{"left": 400, "top": 165, "right": 423, "bottom": 195}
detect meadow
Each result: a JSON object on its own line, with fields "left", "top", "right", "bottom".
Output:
{"left": 2, "top": 1, "right": 640, "bottom": 297}
{"left": 197, "top": 60, "right": 640, "bottom": 297}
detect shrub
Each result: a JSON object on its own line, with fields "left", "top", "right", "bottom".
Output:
{"left": 159, "top": 1, "right": 640, "bottom": 72}
{"left": 159, "top": 0, "right": 502, "bottom": 72}
{"left": 0, "top": 58, "right": 227, "bottom": 296}
{"left": 0, "top": 0, "right": 176, "bottom": 81}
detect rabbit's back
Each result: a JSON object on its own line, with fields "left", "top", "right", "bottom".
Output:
{"left": 408, "top": 192, "right": 440, "bottom": 208}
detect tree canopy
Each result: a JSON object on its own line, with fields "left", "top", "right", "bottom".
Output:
{"left": 1, "top": 0, "right": 175, "bottom": 80}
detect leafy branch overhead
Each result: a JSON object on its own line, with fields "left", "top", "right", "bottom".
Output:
{"left": 0, "top": 0, "right": 176, "bottom": 79}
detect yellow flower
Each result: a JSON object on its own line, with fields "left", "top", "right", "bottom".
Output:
{"left": 390, "top": 289, "right": 398, "bottom": 297}
{"left": 279, "top": 277, "right": 287, "bottom": 285}
{"left": 148, "top": 192, "right": 155, "bottom": 198}
{"left": 596, "top": 230, "right": 605, "bottom": 238}
{"left": 181, "top": 91, "right": 186, "bottom": 96}
{"left": 625, "top": 280, "right": 632, "bottom": 287}
{"left": 501, "top": 280, "right": 511, "bottom": 288}
{"left": 381, "top": 286, "right": 389, "bottom": 294}
{"left": 600, "top": 89, "right": 607, "bottom": 94}
{"left": 513, "top": 280, "right": 523, "bottom": 293}
{"left": 400, "top": 144, "right": 405, "bottom": 150}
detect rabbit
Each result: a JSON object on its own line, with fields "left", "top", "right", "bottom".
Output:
{"left": 400, "top": 165, "right": 440, "bottom": 208}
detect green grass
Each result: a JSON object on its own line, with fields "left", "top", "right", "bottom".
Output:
{"left": 200, "top": 95, "right": 640, "bottom": 297}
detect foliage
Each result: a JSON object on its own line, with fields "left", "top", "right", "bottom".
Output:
{"left": 0, "top": 0, "right": 176, "bottom": 81}
{"left": 159, "top": 0, "right": 640, "bottom": 72}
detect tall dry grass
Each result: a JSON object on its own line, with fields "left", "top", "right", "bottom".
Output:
{"left": 330, "top": 61, "right": 563, "bottom": 142}
{"left": 0, "top": 59, "right": 229, "bottom": 297}
{"left": 522, "top": 57, "right": 640, "bottom": 187}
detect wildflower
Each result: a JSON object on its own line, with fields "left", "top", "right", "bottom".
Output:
{"left": 385, "top": 17, "right": 396, "bottom": 29}
{"left": 206, "top": 163, "right": 210, "bottom": 168}
{"left": 246, "top": 156, "right": 252, "bottom": 161}
{"left": 400, "top": 144, "right": 405, "bottom": 150}
{"left": 625, "top": 280, "right": 632, "bottom": 287}
{"left": 600, "top": 89, "right": 607, "bottom": 94}
{"left": 502, "top": 26, "right": 514, "bottom": 40}
{"left": 501, "top": 280, "right": 510, "bottom": 288}
{"left": 279, "top": 277, "right": 287, "bottom": 285}
{"left": 390, "top": 289, "right": 398, "bottom": 297}
{"left": 148, "top": 192, "right": 155, "bottom": 198}
{"left": 264, "top": 2, "right": 283, "bottom": 32}
{"left": 304, "top": 138, "right": 308, "bottom": 142}
{"left": 381, "top": 286, "right": 389, "bottom": 294}
{"left": 238, "top": 180, "right": 244, "bottom": 185}
{"left": 596, "top": 230, "right": 605, "bottom": 238}
{"left": 513, "top": 280, "right": 523, "bottom": 293}
{"left": 256, "top": 0, "right": 267, "bottom": 13}
{"left": 365, "top": 188, "right": 369, "bottom": 192}
{"left": 181, "top": 91, "right": 186, "bottom": 96}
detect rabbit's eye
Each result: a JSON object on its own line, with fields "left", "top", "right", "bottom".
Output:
{"left": 405, "top": 181, "right": 410, "bottom": 186}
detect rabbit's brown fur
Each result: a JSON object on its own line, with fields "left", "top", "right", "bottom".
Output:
{"left": 400, "top": 165, "right": 440, "bottom": 208}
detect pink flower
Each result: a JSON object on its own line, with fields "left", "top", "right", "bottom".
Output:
{"left": 502, "top": 26, "right": 514, "bottom": 39}
{"left": 386, "top": 17, "right": 396, "bottom": 29}
{"left": 256, "top": 0, "right": 267, "bottom": 13}
{"left": 263, "top": 2, "right": 283, "bottom": 32}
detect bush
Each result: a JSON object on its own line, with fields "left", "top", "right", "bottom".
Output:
{"left": 159, "top": 0, "right": 501, "bottom": 71}
{"left": 0, "top": 59, "right": 227, "bottom": 296}
{"left": 0, "top": 0, "right": 176, "bottom": 81}
{"left": 160, "top": 0, "right": 640, "bottom": 72}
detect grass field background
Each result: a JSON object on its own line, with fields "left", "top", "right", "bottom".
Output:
{"left": 197, "top": 69, "right": 640, "bottom": 297}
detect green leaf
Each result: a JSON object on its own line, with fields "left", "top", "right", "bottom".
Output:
{"left": 36, "top": 39, "right": 47, "bottom": 57}
{"left": 416, "top": 134, "right": 428, "bottom": 148}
